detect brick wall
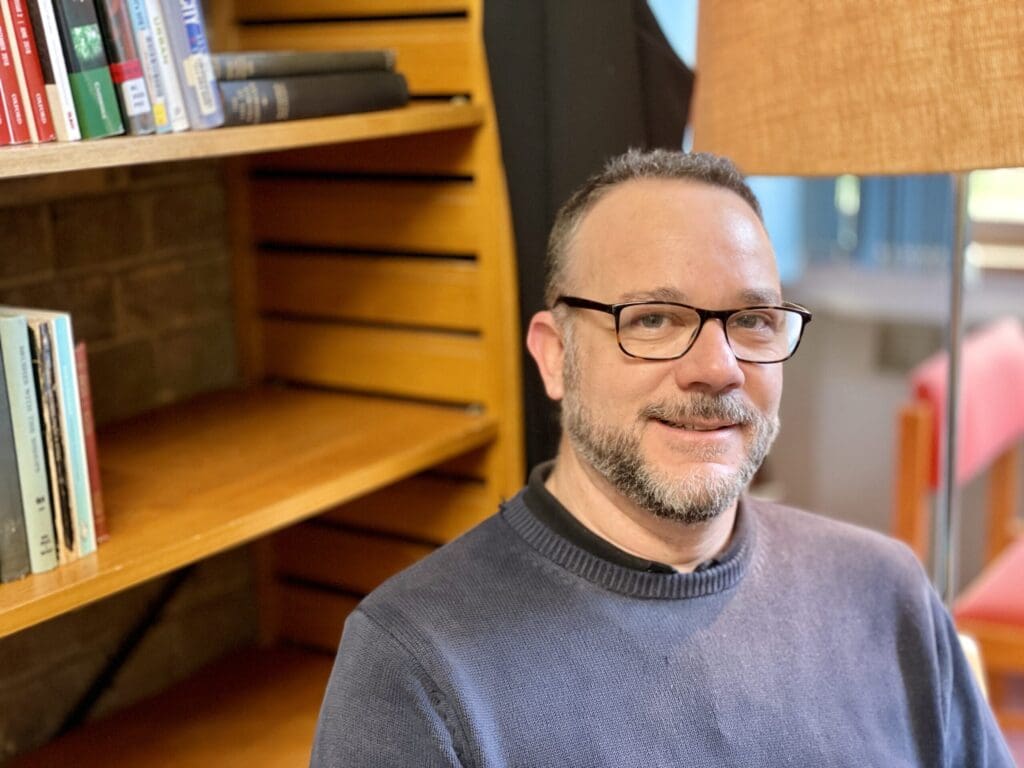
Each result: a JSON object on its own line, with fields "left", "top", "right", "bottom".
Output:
{"left": 0, "top": 162, "right": 260, "bottom": 761}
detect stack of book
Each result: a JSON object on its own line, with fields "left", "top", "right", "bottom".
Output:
{"left": 0, "top": 0, "right": 223, "bottom": 144}
{"left": 213, "top": 49, "right": 409, "bottom": 126}
{"left": 0, "top": 307, "right": 105, "bottom": 583}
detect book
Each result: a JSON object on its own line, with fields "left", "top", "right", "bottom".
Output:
{"left": 218, "top": 70, "right": 409, "bottom": 127}
{"left": 25, "top": 318, "right": 75, "bottom": 563}
{"left": 25, "top": 0, "right": 81, "bottom": 141}
{"left": 0, "top": 313, "right": 57, "bottom": 574}
{"left": 1, "top": 0, "right": 56, "bottom": 142}
{"left": 5, "top": 307, "right": 96, "bottom": 561}
{"left": 142, "top": 0, "right": 186, "bottom": 131}
{"left": 123, "top": 0, "right": 168, "bottom": 132}
{"left": 211, "top": 49, "right": 395, "bottom": 80}
{"left": 74, "top": 341, "right": 106, "bottom": 543}
{"left": 158, "top": 0, "right": 221, "bottom": 129}
{"left": 0, "top": 332, "right": 31, "bottom": 583}
{"left": 96, "top": 0, "right": 155, "bottom": 135}
{"left": 51, "top": 0, "right": 124, "bottom": 138}
{"left": 0, "top": 13, "right": 29, "bottom": 143}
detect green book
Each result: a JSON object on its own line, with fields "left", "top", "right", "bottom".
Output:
{"left": 52, "top": 0, "right": 124, "bottom": 138}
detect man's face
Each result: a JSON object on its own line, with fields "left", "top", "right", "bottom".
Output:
{"left": 553, "top": 178, "right": 783, "bottom": 524}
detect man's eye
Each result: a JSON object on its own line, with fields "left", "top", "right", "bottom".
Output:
{"left": 635, "top": 313, "right": 668, "bottom": 329}
{"left": 732, "top": 312, "right": 776, "bottom": 332}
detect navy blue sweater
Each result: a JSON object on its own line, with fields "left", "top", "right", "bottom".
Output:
{"left": 311, "top": 492, "right": 1013, "bottom": 767}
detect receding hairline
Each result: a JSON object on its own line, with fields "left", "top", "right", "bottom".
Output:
{"left": 544, "top": 150, "right": 764, "bottom": 308}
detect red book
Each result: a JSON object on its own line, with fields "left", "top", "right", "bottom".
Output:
{"left": 6, "top": 0, "right": 54, "bottom": 141}
{"left": 0, "top": 12, "right": 27, "bottom": 143}
{"left": 75, "top": 342, "right": 108, "bottom": 543}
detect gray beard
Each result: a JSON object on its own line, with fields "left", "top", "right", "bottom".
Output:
{"left": 561, "top": 356, "right": 779, "bottom": 525}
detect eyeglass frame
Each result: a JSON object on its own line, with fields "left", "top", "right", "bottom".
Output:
{"left": 554, "top": 295, "right": 813, "bottom": 363}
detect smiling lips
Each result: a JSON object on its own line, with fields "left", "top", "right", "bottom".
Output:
{"left": 655, "top": 418, "right": 737, "bottom": 432}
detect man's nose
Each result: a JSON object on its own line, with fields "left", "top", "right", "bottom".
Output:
{"left": 671, "top": 319, "right": 745, "bottom": 393}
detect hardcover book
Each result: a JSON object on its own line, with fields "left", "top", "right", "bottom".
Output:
{"left": 25, "top": 0, "right": 81, "bottom": 141}
{"left": 211, "top": 49, "right": 395, "bottom": 80}
{"left": 0, "top": 313, "right": 57, "bottom": 573}
{"left": 51, "top": 0, "right": 125, "bottom": 138}
{"left": 96, "top": 0, "right": 155, "bottom": 134}
{"left": 142, "top": 0, "right": 187, "bottom": 131}
{"left": 159, "top": 0, "right": 221, "bottom": 129}
{"left": 218, "top": 70, "right": 409, "bottom": 127}
{"left": 1, "top": 0, "right": 56, "bottom": 142}
{"left": 0, "top": 15, "right": 29, "bottom": 143}
{"left": 75, "top": 341, "right": 107, "bottom": 543}
{"left": 123, "top": 0, "right": 168, "bottom": 131}
{"left": 0, "top": 333, "right": 31, "bottom": 583}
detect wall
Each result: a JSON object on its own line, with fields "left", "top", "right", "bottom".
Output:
{"left": 0, "top": 162, "right": 259, "bottom": 762}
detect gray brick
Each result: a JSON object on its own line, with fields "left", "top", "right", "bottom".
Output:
{"left": 87, "top": 338, "right": 160, "bottom": 425}
{"left": 153, "top": 317, "right": 238, "bottom": 405}
{"left": 52, "top": 193, "right": 148, "bottom": 271}
{"left": 0, "top": 205, "right": 53, "bottom": 282}
{"left": 0, "top": 275, "right": 116, "bottom": 343}
{"left": 151, "top": 182, "right": 227, "bottom": 250}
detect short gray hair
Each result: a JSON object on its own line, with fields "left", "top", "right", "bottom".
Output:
{"left": 544, "top": 149, "right": 763, "bottom": 307}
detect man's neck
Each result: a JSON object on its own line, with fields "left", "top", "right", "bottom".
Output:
{"left": 544, "top": 443, "right": 738, "bottom": 573}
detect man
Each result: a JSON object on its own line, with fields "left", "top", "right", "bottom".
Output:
{"left": 311, "top": 150, "right": 1013, "bottom": 766}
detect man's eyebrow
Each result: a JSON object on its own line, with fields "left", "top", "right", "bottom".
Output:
{"left": 616, "top": 287, "right": 783, "bottom": 305}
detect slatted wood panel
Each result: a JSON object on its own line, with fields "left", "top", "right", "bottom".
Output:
{"left": 322, "top": 472, "right": 493, "bottom": 543}
{"left": 252, "top": 129, "right": 478, "bottom": 176}
{"left": 275, "top": 525, "right": 434, "bottom": 593}
{"left": 251, "top": 178, "right": 479, "bottom": 253}
{"left": 236, "top": 19, "right": 473, "bottom": 95}
{"left": 262, "top": 319, "right": 485, "bottom": 402}
{"left": 258, "top": 253, "right": 481, "bottom": 330}
{"left": 235, "top": 0, "right": 470, "bottom": 20}
{"left": 276, "top": 584, "right": 360, "bottom": 651}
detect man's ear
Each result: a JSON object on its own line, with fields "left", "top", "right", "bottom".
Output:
{"left": 526, "top": 310, "right": 567, "bottom": 401}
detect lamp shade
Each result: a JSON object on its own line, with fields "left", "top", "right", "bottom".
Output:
{"left": 691, "top": 0, "right": 1024, "bottom": 176}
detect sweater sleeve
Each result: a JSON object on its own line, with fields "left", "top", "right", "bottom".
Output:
{"left": 930, "top": 590, "right": 1015, "bottom": 767}
{"left": 310, "top": 608, "right": 467, "bottom": 768}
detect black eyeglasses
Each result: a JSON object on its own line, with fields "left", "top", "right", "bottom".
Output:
{"left": 555, "top": 295, "right": 812, "bottom": 363}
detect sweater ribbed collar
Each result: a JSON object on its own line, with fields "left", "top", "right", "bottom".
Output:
{"left": 500, "top": 486, "right": 757, "bottom": 600}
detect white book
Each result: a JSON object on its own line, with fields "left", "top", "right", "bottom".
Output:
{"left": 24, "top": 0, "right": 80, "bottom": 141}
{"left": 143, "top": 0, "right": 189, "bottom": 131}
{"left": 0, "top": 313, "right": 57, "bottom": 573}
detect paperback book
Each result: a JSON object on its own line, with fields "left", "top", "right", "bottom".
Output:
{"left": 142, "top": 0, "right": 187, "bottom": 131}
{"left": 123, "top": 0, "right": 168, "bottom": 131}
{"left": 159, "top": 0, "right": 222, "bottom": 129}
{"left": 0, "top": 334, "right": 31, "bottom": 583}
{"left": 96, "top": 0, "right": 155, "bottom": 134}
{"left": 0, "top": 15, "right": 29, "bottom": 143}
{"left": 25, "top": 0, "right": 81, "bottom": 140}
{"left": 1, "top": 0, "right": 56, "bottom": 142}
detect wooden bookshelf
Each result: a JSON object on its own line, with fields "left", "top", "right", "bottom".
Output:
{"left": 10, "top": 647, "right": 333, "bottom": 768}
{"left": 0, "top": 386, "right": 496, "bottom": 637}
{"left": 2, "top": 0, "right": 524, "bottom": 763}
{"left": 0, "top": 103, "right": 484, "bottom": 180}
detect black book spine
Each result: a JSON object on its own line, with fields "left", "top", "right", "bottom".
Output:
{"left": 218, "top": 70, "right": 408, "bottom": 127}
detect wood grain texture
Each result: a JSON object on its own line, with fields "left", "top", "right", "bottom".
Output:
{"left": 0, "top": 104, "right": 484, "bottom": 180}
{"left": 274, "top": 524, "right": 434, "bottom": 594}
{"left": 236, "top": 18, "right": 473, "bottom": 95}
{"left": 257, "top": 252, "right": 481, "bottom": 330}
{"left": 250, "top": 178, "right": 480, "bottom": 254}
{"left": 262, "top": 319, "right": 486, "bottom": 402}
{"left": 0, "top": 386, "right": 496, "bottom": 636}
{"left": 8, "top": 648, "right": 333, "bottom": 767}
{"left": 322, "top": 472, "right": 493, "bottom": 543}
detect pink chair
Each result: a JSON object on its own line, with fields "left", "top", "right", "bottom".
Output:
{"left": 891, "top": 316, "right": 1024, "bottom": 731}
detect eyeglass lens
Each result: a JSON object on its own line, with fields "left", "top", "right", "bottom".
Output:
{"left": 617, "top": 304, "right": 803, "bottom": 362}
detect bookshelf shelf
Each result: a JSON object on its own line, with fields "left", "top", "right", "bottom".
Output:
{"left": 0, "top": 103, "right": 485, "bottom": 180}
{"left": 0, "top": 385, "right": 496, "bottom": 637}
{"left": 9, "top": 647, "right": 332, "bottom": 767}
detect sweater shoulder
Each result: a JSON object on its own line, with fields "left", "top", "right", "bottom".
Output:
{"left": 748, "top": 497, "right": 928, "bottom": 588}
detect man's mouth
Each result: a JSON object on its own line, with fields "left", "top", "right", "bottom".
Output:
{"left": 654, "top": 418, "right": 736, "bottom": 432}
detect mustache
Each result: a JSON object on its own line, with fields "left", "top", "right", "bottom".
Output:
{"left": 641, "top": 394, "right": 763, "bottom": 425}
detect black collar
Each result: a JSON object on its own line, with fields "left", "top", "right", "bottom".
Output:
{"left": 522, "top": 461, "right": 732, "bottom": 574}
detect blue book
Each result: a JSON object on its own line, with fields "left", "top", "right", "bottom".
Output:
{"left": 0, "top": 314, "right": 58, "bottom": 574}
{"left": 2, "top": 307, "right": 95, "bottom": 559}
{"left": 159, "top": 0, "right": 223, "bottom": 129}
{"left": 0, "top": 335, "right": 30, "bottom": 583}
